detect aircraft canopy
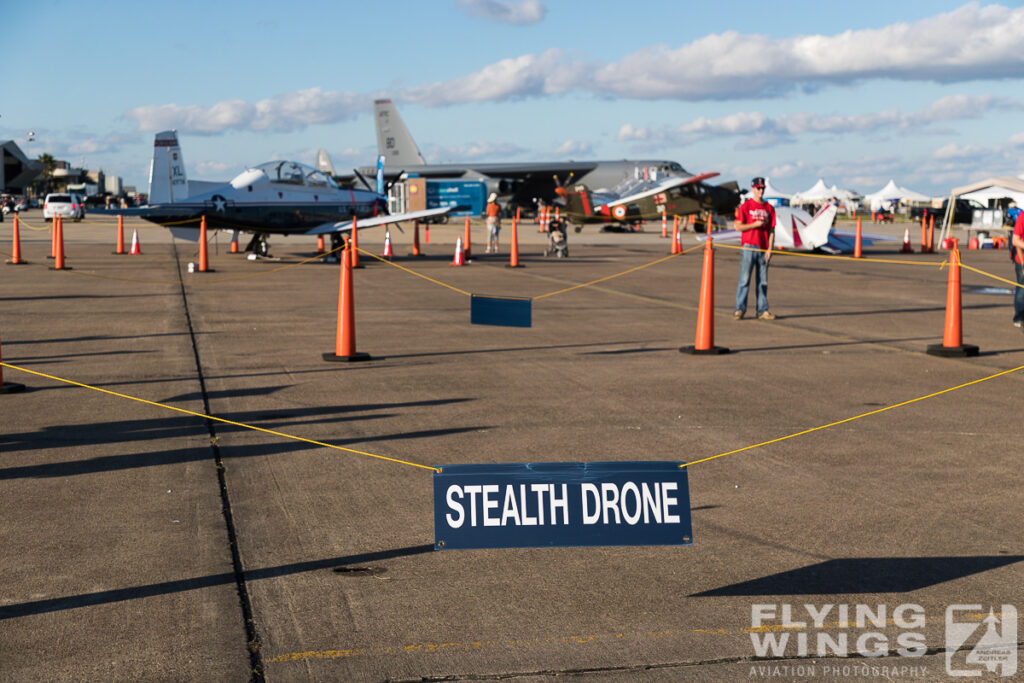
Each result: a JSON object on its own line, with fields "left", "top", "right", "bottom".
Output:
{"left": 247, "top": 161, "right": 339, "bottom": 189}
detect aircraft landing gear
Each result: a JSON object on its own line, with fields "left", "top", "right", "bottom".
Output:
{"left": 324, "top": 233, "right": 346, "bottom": 262}
{"left": 244, "top": 233, "right": 272, "bottom": 259}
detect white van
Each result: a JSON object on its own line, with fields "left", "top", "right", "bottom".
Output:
{"left": 43, "top": 193, "right": 85, "bottom": 220}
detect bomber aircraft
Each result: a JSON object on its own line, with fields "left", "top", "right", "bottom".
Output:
{"left": 118, "top": 131, "right": 450, "bottom": 258}
{"left": 355, "top": 99, "right": 732, "bottom": 217}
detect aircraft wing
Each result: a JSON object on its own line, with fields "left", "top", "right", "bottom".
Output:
{"left": 602, "top": 172, "right": 720, "bottom": 208}
{"left": 305, "top": 206, "right": 454, "bottom": 235}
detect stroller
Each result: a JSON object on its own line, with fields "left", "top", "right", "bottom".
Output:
{"left": 545, "top": 218, "right": 569, "bottom": 257}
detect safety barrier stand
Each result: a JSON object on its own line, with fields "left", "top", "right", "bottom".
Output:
{"left": 6, "top": 215, "right": 25, "bottom": 265}
{"left": 507, "top": 218, "right": 523, "bottom": 268}
{"left": 114, "top": 215, "right": 125, "bottom": 255}
{"left": 680, "top": 237, "right": 729, "bottom": 355}
{"left": 323, "top": 245, "right": 371, "bottom": 362}
{"left": 926, "top": 240, "right": 979, "bottom": 358}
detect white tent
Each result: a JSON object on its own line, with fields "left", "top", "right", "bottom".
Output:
{"left": 957, "top": 177, "right": 1024, "bottom": 207}
{"left": 791, "top": 178, "right": 832, "bottom": 203}
{"left": 939, "top": 176, "right": 1024, "bottom": 241}
{"left": 762, "top": 177, "right": 791, "bottom": 206}
{"left": 863, "top": 179, "right": 930, "bottom": 211}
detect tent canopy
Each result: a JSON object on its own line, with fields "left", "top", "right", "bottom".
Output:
{"left": 792, "top": 178, "right": 832, "bottom": 202}
{"left": 950, "top": 177, "right": 1024, "bottom": 207}
{"left": 863, "top": 179, "right": 931, "bottom": 211}
{"left": 761, "top": 177, "right": 791, "bottom": 200}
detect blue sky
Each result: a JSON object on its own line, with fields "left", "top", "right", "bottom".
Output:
{"left": 5, "top": 0, "right": 1024, "bottom": 197}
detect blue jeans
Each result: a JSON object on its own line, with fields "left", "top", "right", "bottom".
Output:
{"left": 735, "top": 246, "right": 769, "bottom": 315}
{"left": 1015, "top": 260, "right": 1024, "bottom": 323}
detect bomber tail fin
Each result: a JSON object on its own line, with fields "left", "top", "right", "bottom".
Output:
{"left": 316, "top": 148, "right": 336, "bottom": 175}
{"left": 148, "top": 131, "right": 188, "bottom": 204}
{"left": 373, "top": 99, "right": 427, "bottom": 167}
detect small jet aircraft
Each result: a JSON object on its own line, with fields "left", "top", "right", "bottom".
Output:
{"left": 119, "top": 131, "right": 450, "bottom": 257}
{"left": 561, "top": 173, "right": 741, "bottom": 232}
{"left": 696, "top": 203, "right": 896, "bottom": 254}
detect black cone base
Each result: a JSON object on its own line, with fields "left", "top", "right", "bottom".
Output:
{"left": 505, "top": 264, "right": 525, "bottom": 268}
{"left": 323, "top": 352, "right": 373, "bottom": 362}
{"left": 0, "top": 382, "right": 26, "bottom": 394}
{"left": 926, "top": 343, "right": 979, "bottom": 358}
{"left": 680, "top": 345, "right": 730, "bottom": 355}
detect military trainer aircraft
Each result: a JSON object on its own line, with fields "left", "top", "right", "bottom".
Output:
{"left": 120, "top": 131, "right": 450, "bottom": 257}
{"left": 560, "top": 173, "right": 740, "bottom": 232}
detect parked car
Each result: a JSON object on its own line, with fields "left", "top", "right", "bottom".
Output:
{"left": 43, "top": 193, "right": 85, "bottom": 220}
{"left": 909, "top": 198, "right": 984, "bottom": 224}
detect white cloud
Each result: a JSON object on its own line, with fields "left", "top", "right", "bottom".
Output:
{"left": 932, "top": 143, "right": 986, "bottom": 159}
{"left": 615, "top": 95, "right": 1024, "bottom": 150}
{"left": 428, "top": 141, "right": 528, "bottom": 161}
{"left": 125, "top": 88, "right": 371, "bottom": 135}
{"left": 455, "top": 0, "right": 546, "bottom": 25}
{"left": 1009, "top": 132, "right": 1024, "bottom": 146}
{"left": 399, "top": 49, "right": 576, "bottom": 107}
{"left": 552, "top": 140, "right": 592, "bottom": 157}
{"left": 616, "top": 123, "right": 650, "bottom": 141}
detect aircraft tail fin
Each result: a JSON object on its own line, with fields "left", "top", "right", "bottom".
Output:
{"left": 148, "top": 131, "right": 188, "bottom": 204}
{"left": 316, "top": 148, "right": 336, "bottom": 176}
{"left": 374, "top": 99, "right": 427, "bottom": 167}
{"left": 564, "top": 184, "right": 595, "bottom": 224}
{"left": 802, "top": 203, "right": 838, "bottom": 248}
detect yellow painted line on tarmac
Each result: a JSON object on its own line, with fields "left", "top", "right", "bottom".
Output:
{"left": 268, "top": 612, "right": 1021, "bottom": 664}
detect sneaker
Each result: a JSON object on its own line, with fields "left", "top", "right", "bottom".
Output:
{"left": 733, "top": 310, "right": 744, "bottom": 320}
{"left": 1015, "top": 321, "right": 1022, "bottom": 328}
{"left": 758, "top": 311, "right": 776, "bottom": 320}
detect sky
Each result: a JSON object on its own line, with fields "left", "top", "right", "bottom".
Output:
{"left": 5, "top": 0, "right": 1024, "bottom": 197}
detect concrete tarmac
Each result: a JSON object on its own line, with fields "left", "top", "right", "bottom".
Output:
{"left": 1, "top": 212, "right": 1022, "bottom": 681}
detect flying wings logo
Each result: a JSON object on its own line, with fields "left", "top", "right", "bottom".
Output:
{"left": 945, "top": 605, "right": 1017, "bottom": 677}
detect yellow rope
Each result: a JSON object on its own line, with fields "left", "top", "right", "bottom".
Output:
{"left": 0, "top": 362, "right": 440, "bottom": 473}
{"left": 682, "top": 364, "right": 1024, "bottom": 469}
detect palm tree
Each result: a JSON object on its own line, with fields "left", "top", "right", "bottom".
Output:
{"left": 36, "top": 153, "right": 56, "bottom": 194}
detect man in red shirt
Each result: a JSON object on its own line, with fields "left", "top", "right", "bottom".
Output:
{"left": 1012, "top": 210, "right": 1024, "bottom": 327}
{"left": 733, "top": 177, "right": 777, "bottom": 320}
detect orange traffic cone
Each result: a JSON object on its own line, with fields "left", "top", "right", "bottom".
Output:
{"left": 925, "top": 215, "right": 935, "bottom": 253}
{"left": 670, "top": 218, "right": 680, "bottom": 255}
{"left": 350, "top": 216, "right": 362, "bottom": 268}
{"left": 680, "top": 238, "right": 729, "bottom": 355}
{"left": 381, "top": 230, "right": 393, "bottom": 259}
{"left": 114, "top": 215, "right": 125, "bottom": 254}
{"left": 129, "top": 227, "right": 142, "bottom": 255}
{"left": 323, "top": 245, "right": 371, "bottom": 362}
{"left": 197, "top": 216, "right": 213, "bottom": 272}
{"left": 661, "top": 211, "right": 668, "bottom": 238}
{"left": 927, "top": 241, "right": 978, "bottom": 357}
{"left": 900, "top": 227, "right": 914, "bottom": 253}
{"left": 424, "top": 223, "right": 430, "bottom": 244}
{"left": 507, "top": 219, "right": 523, "bottom": 268}
{"left": 854, "top": 216, "right": 863, "bottom": 259}
{"left": 411, "top": 220, "right": 423, "bottom": 257}
{"left": 675, "top": 227, "right": 683, "bottom": 254}
{"left": 463, "top": 216, "right": 472, "bottom": 260}
{"left": 51, "top": 216, "right": 69, "bottom": 270}
{"left": 7, "top": 215, "right": 25, "bottom": 265}
{"left": 0, "top": 333, "right": 26, "bottom": 393}
{"left": 316, "top": 234, "right": 324, "bottom": 255}
{"left": 50, "top": 215, "right": 56, "bottom": 259}
{"left": 451, "top": 237, "right": 466, "bottom": 266}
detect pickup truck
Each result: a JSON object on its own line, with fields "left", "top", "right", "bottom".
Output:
{"left": 909, "top": 198, "right": 985, "bottom": 224}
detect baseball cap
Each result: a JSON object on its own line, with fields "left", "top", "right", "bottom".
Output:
{"left": 751, "top": 177, "right": 766, "bottom": 188}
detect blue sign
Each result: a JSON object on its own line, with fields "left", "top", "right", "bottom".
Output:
{"left": 470, "top": 294, "right": 532, "bottom": 328}
{"left": 433, "top": 462, "right": 691, "bottom": 550}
